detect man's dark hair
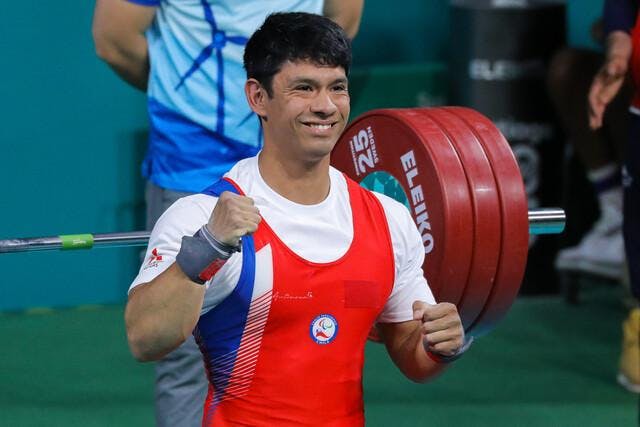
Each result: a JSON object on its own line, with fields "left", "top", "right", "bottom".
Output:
{"left": 244, "top": 12, "right": 352, "bottom": 96}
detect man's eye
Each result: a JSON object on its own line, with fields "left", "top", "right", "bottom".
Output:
{"left": 333, "top": 85, "right": 347, "bottom": 92}
{"left": 296, "top": 85, "right": 313, "bottom": 91}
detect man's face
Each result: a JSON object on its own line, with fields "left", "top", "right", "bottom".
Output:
{"left": 259, "top": 60, "right": 350, "bottom": 162}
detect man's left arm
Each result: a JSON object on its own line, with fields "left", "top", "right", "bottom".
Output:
{"left": 373, "top": 194, "right": 467, "bottom": 382}
{"left": 323, "top": 0, "right": 364, "bottom": 38}
{"left": 377, "top": 302, "right": 465, "bottom": 382}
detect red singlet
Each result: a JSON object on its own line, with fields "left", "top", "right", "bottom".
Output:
{"left": 194, "top": 176, "right": 395, "bottom": 426}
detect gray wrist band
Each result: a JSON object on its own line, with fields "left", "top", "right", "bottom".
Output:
{"left": 176, "top": 226, "right": 239, "bottom": 285}
{"left": 199, "top": 223, "right": 241, "bottom": 257}
{"left": 426, "top": 335, "right": 474, "bottom": 364}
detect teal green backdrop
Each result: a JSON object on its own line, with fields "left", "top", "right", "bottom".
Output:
{"left": 0, "top": 0, "right": 605, "bottom": 310}
{"left": 0, "top": 1, "right": 147, "bottom": 310}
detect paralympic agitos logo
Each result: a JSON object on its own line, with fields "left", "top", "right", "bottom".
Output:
{"left": 310, "top": 314, "right": 338, "bottom": 345}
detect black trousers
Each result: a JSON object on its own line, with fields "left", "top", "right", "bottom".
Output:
{"left": 625, "top": 113, "right": 640, "bottom": 298}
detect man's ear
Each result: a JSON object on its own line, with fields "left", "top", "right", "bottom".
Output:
{"left": 245, "top": 78, "right": 268, "bottom": 120}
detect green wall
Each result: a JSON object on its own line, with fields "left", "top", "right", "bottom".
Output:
{"left": 0, "top": 0, "right": 606, "bottom": 310}
{"left": 0, "top": 1, "right": 147, "bottom": 310}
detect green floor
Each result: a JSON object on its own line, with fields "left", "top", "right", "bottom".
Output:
{"left": 1, "top": 284, "right": 637, "bottom": 426}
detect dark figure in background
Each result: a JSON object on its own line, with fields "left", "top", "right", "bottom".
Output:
{"left": 548, "top": 18, "right": 629, "bottom": 281}
{"left": 587, "top": 0, "right": 640, "bottom": 394}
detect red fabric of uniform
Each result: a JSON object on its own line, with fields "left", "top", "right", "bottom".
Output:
{"left": 202, "top": 176, "right": 396, "bottom": 426}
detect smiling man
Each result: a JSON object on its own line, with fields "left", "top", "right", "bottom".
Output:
{"left": 124, "top": 12, "right": 467, "bottom": 426}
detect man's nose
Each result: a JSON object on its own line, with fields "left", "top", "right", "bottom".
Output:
{"left": 310, "top": 89, "right": 338, "bottom": 116}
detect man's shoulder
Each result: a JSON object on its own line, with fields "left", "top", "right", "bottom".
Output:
{"left": 221, "top": 156, "right": 259, "bottom": 193}
{"left": 371, "top": 191, "right": 413, "bottom": 222}
{"left": 160, "top": 193, "right": 217, "bottom": 225}
{"left": 335, "top": 171, "right": 414, "bottom": 234}
{"left": 370, "top": 191, "right": 408, "bottom": 211}
{"left": 368, "top": 191, "right": 419, "bottom": 242}
{"left": 178, "top": 193, "right": 218, "bottom": 207}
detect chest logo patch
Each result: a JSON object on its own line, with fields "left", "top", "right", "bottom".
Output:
{"left": 310, "top": 314, "right": 338, "bottom": 345}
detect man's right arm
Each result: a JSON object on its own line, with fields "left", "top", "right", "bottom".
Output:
{"left": 92, "top": 0, "right": 157, "bottom": 91}
{"left": 125, "top": 263, "right": 206, "bottom": 362}
{"left": 125, "top": 192, "right": 260, "bottom": 362}
{"left": 124, "top": 196, "right": 209, "bottom": 362}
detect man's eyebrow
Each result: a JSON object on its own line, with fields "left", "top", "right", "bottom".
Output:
{"left": 288, "top": 77, "right": 348, "bottom": 86}
{"left": 289, "top": 78, "right": 317, "bottom": 86}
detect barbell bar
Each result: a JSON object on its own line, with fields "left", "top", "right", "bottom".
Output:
{"left": 0, "top": 209, "right": 564, "bottom": 254}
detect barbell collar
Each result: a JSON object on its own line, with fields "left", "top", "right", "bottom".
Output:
{"left": 528, "top": 208, "right": 565, "bottom": 235}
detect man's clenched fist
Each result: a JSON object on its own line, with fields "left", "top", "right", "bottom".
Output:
{"left": 412, "top": 301, "right": 464, "bottom": 358}
{"left": 207, "top": 191, "right": 261, "bottom": 247}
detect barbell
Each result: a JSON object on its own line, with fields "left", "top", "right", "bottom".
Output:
{"left": 331, "top": 107, "right": 565, "bottom": 337}
{"left": 0, "top": 107, "right": 564, "bottom": 338}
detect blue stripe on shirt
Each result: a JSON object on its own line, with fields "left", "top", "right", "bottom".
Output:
{"left": 126, "top": 0, "right": 160, "bottom": 6}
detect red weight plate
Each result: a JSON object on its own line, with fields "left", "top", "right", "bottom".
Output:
{"left": 420, "top": 108, "right": 501, "bottom": 330}
{"left": 331, "top": 109, "right": 473, "bottom": 305}
{"left": 445, "top": 107, "right": 529, "bottom": 336}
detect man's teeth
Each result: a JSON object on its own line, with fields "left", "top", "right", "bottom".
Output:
{"left": 309, "top": 124, "right": 331, "bottom": 130}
